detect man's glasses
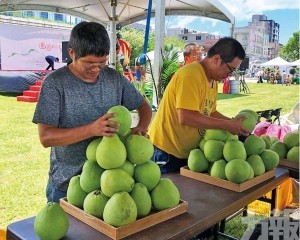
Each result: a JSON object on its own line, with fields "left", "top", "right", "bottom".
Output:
{"left": 79, "top": 58, "right": 107, "bottom": 71}
{"left": 223, "top": 59, "right": 238, "bottom": 75}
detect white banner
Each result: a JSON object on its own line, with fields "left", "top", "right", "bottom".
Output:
{"left": 0, "top": 23, "right": 71, "bottom": 70}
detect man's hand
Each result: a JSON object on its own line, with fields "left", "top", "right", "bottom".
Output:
{"left": 92, "top": 113, "right": 120, "bottom": 137}
{"left": 230, "top": 115, "right": 250, "bottom": 136}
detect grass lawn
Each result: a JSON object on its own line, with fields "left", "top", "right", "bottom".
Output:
{"left": 0, "top": 82, "right": 299, "bottom": 238}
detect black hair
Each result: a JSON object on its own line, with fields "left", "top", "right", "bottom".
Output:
{"left": 68, "top": 22, "right": 110, "bottom": 60}
{"left": 207, "top": 37, "right": 245, "bottom": 62}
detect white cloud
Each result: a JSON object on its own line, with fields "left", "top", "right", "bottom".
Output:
{"left": 138, "top": 0, "right": 299, "bottom": 37}
{"left": 221, "top": 0, "right": 299, "bottom": 21}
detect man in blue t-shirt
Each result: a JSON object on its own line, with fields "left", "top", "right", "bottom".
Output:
{"left": 45, "top": 55, "right": 59, "bottom": 70}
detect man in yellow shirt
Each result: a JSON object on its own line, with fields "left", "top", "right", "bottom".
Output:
{"left": 148, "top": 37, "right": 250, "bottom": 173}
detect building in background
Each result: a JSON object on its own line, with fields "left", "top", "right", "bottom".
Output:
{"left": 233, "top": 14, "right": 281, "bottom": 64}
{"left": 1, "top": 10, "right": 83, "bottom": 25}
{"left": 166, "top": 27, "right": 222, "bottom": 53}
{"left": 166, "top": 14, "right": 281, "bottom": 65}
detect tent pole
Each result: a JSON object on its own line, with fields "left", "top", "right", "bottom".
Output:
{"left": 109, "top": 0, "right": 117, "bottom": 68}
{"left": 153, "top": 0, "right": 165, "bottom": 107}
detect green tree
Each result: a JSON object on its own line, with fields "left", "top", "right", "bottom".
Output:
{"left": 280, "top": 31, "right": 299, "bottom": 61}
{"left": 120, "top": 27, "right": 185, "bottom": 66}
{"left": 119, "top": 27, "right": 155, "bottom": 66}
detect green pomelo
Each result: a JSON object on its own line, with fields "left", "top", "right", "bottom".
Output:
{"left": 83, "top": 190, "right": 109, "bottom": 218}
{"left": 188, "top": 148, "right": 209, "bottom": 172}
{"left": 107, "top": 105, "right": 132, "bottom": 137}
{"left": 67, "top": 175, "right": 88, "bottom": 209}
{"left": 86, "top": 137, "right": 102, "bottom": 162}
{"left": 204, "top": 129, "right": 230, "bottom": 141}
{"left": 246, "top": 155, "right": 265, "bottom": 176}
{"left": 236, "top": 112, "right": 257, "bottom": 132}
{"left": 260, "top": 149, "right": 280, "bottom": 171}
{"left": 96, "top": 135, "right": 126, "bottom": 169}
{"left": 270, "top": 141, "right": 287, "bottom": 159}
{"left": 283, "top": 132, "right": 299, "bottom": 150}
{"left": 134, "top": 161, "right": 161, "bottom": 191}
{"left": 225, "top": 159, "right": 250, "bottom": 184}
{"left": 198, "top": 138, "right": 206, "bottom": 151}
{"left": 238, "top": 109, "right": 258, "bottom": 122}
{"left": 151, "top": 178, "right": 180, "bottom": 211}
{"left": 223, "top": 140, "right": 247, "bottom": 162}
{"left": 245, "top": 161, "right": 254, "bottom": 180}
{"left": 80, "top": 160, "right": 105, "bottom": 193}
{"left": 286, "top": 146, "right": 299, "bottom": 162}
{"left": 225, "top": 133, "right": 239, "bottom": 142}
{"left": 210, "top": 159, "right": 227, "bottom": 179}
{"left": 103, "top": 192, "right": 137, "bottom": 227}
{"left": 119, "top": 160, "right": 135, "bottom": 177}
{"left": 260, "top": 135, "right": 272, "bottom": 149}
{"left": 204, "top": 140, "right": 225, "bottom": 162}
{"left": 100, "top": 169, "right": 134, "bottom": 197}
{"left": 126, "top": 135, "right": 154, "bottom": 165}
{"left": 119, "top": 132, "right": 130, "bottom": 145}
{"left": 130, "top": 183, "right": 152, "bottom": 218}
{"left": 269, "top": 136, "right": 279, "bottom": 145}
{"left": 244, "top": 134, "right": 266, "bottom": 156}
{"left": 34, "top": 202, "right": 69, "bottom": 240}
{"left": 207, "top": 162, "right": 214, "bottom": 175}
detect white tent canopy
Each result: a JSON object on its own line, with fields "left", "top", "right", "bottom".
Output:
{"left": 0, "top": 0, "right": 234, "bottom": 106}
{"left": 290, "top": 59, "right": 300, "bottom": 66}
{"left": 261, "top": 57, "right": 291, "bottom": 67}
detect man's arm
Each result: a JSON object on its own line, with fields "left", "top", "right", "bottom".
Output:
{"left": 210, "top": 110, "right": 232, "bottom": 120}
{"left": 131, "top": 100, "right": 152, "bottom": 135}
{"left": 177, "top": 109, "right": 249, "bottom": 136}
{"left": 38, "top": 113, "right": 119, "bottom": 148}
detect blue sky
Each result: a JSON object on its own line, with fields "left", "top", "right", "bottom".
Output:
{"left": 142, "top": 0, "right": 299, "bottom": 45}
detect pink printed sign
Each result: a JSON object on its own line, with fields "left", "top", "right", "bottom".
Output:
{"left": 0, "top": 23, "right": 71, "bottom": 70}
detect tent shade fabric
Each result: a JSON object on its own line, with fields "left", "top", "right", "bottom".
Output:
{"left": 290, "top": 59, "right": 300, "bottom": 66}
{"left": 261, "top": 57, "right": 291, "bottom": 67}
{"left": 0, "top": 0, "right": 234, "bottom": 25}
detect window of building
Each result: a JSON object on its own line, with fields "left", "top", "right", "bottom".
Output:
{"left": 5, "top": 11, "right": 13, "bottom": 16}
{"left": 196, "top": 36, "right": 201, "bottom": 40}
{"left": 54, "top": 13, "right": 63, "bottom": 22}
{"left": 26, "top": 11, "right": 34, "bottom": 17}
{"left": 40, "top": 12, "right": 48, "bottom": 19}
{"left": 182, "top": 36, "right": 187, "bottom": 40}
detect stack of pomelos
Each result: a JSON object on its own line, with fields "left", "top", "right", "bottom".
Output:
{"left": 188, "top": 109, "right": 288, "bottom": 184}
{"left": 66, "top": 105, "right": 181, "bottom": 227}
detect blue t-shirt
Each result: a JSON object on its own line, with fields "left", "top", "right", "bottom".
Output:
{"left": 32, "top": 65, "right": 145, "bottom": 191}
{"left": 45, "top": 55, "right": 56, "bottom": 61}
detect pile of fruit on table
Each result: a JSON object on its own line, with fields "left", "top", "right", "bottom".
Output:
{"left": 188, "top": 109, "right": 299, "bottom": 184}
{"left": 34, "top": 105, "right": 181, "bottom": 240}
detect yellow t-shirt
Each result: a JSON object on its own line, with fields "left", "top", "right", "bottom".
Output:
{"left": 149, "top": 61, "right": 218, "bottom": 159}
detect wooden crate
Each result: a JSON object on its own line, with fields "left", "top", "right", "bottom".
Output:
{"left": 278, "top": 159, "right": 299, "bottom": 172}
{"left": 180, "top": 166, "right": 275, "bottom": 192}
{"left": 60, "top": 198, "right": 188, "bottom": 240}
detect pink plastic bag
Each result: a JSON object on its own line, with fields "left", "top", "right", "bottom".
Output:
{"left": 265, "top": 124, "right": 292, "bottom": 142}
{"left": 253, "top": 122, "right": 292, "bottom": 142}
{"left": 253, "top": 122, "right": 271, "bottom": 136}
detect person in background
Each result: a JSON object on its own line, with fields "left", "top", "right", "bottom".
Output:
{"left": 148, "top": 37, "right": 249, "bottom": 174}
{"left": 45, "top": 55, "right": 59, "bottom": 70}
{"left": 285, "top": 75, "right": 292, "bottom": 86}
{"left": 281, "top": 70, "right": 287, "bottom": 85}
{"left": 33, "top": 22, "right": 152, "bottom": 203}
{"left": 183, "top": 43, "right": 202, "bottom": 65}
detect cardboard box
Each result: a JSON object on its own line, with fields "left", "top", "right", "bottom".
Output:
{"left": 60, "top": 198, "right": 188, "bottom": 240}
{"left": 180, "top": 166, "right": 275, "bottom": 192}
